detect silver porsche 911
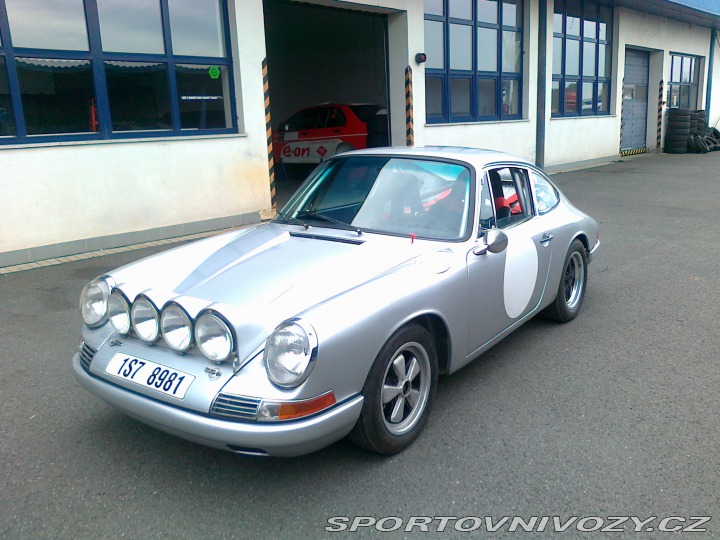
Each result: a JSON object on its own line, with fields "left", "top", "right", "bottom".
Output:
{"left": 73, "top": 147, "right": 599, "bottom": 457}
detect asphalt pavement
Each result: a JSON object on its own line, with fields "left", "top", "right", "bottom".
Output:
{"left": 1, "top": 151, "right": 719, "bottom": 538}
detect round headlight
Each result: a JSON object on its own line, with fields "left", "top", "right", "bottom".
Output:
{"left": 194, "top": 313, "right": 233, "bottom": 363}
{"left": 80, "top": 278, "right": 110, "bottom": 327}
{"left": 161, "top": 305, "right": 193, "bottom": 352}
{"left": 131, "top": 298, "right": 160, "bottom": 342}
{"left": 107, "top": 292, "right": 131, "bottom": 334}
{"left": 263, "top": 322, "right": 317, "bottom": 388}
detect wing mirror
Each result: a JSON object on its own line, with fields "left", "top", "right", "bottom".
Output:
{"left": 473, "top": 229, "right": 508, "bottom": 255}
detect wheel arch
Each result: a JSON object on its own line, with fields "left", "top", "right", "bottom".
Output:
{"left": 408, "top": 313, "right": 451, "bottom": 376}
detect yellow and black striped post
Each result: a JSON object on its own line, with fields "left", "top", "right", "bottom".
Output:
{"left": 405, "top": 66, "right": 414, "bottom": 146}
{"left": 263, "top": 58, "right": 276, "bottom": 210}
{"left": 657, "top": 79, "right": 664, "bottom": 148}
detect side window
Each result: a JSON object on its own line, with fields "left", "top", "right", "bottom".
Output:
{"left": 486, "top": 166, "right": 534, "bottom": 228}
{"left": 530, "top": 170, "right": 560, "bottom": 214}
{"left": 327, "top": 108, "right": 347, "bottom": 128}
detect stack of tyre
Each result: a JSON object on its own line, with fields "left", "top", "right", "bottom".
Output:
{"left": 664, "top": 109, "right": 691, "bottom": 154}
{"left": 664, "top": 109, "right": 720, "bottom": 154}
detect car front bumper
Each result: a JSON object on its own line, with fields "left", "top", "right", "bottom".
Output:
{"left": 72, "top": 353, "right": 363, "bottom": 457}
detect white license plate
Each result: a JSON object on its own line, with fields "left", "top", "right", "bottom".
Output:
{"left": 105, "top": 353, "right": 195, "bottom": 400}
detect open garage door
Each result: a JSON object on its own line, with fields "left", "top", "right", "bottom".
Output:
{"left": 263, "top": 0, "right": 390, "bottom": 206}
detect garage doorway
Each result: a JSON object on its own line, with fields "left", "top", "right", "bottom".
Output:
{"left": 263, "top": 0, "right": 391, "bottom": 208}
{"left": 621, "top": 49, "right": 650, "bottom": 154}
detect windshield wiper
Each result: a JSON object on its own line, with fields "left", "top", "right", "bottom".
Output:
{"left": 297, "top": 211, "right": 363, "bottom": 236}
{"left": 275, "top": 212, "right": 309, "bottom": 229}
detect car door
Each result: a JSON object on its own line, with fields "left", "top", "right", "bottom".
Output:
{"left": 465, "top": 165, "right": 555, "bottom": 356}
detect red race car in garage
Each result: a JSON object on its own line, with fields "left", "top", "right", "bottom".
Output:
{"left": 273, "top": 104, "right": 387, "bottom": 165}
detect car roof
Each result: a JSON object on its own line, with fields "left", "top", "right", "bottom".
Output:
{"left": 341, "top": 146, "right": 534, "bottom": 169}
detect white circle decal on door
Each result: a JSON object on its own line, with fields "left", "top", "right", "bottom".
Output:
{"left": 503, "top": 235, "right": 539, "bottom": 319}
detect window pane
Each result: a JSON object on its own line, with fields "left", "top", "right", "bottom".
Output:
{"left": 502, "top": 0, "right": 519, "bottom": 27}
{"left": 0, "top": 57, "right": 16, "bottom": 136}
{"left": 551, "top": 80, "right": 561, "bottom": 114}
{"left": 671, "top": 57, "right": 681, "bottom": 82}
{"left": 598, "top": 81, "right": 609, "bottom": 113}
{"left": 598, "top": 44, "right": 607, "bottom": 76}
{"left": 97, "top": 0, "right": 164, "bottom": 54}
{"left": 5, "top": 0, "right": 88, "bottom": 50}
{"left": 450, "top": 24, "right": 472, "bottom": 70}
{"left": 583, "top": 42, "right": 596, "bottom": 77}
{"left": 681, "top": 57, "right": 692, "bottom": 83}
{"left": 598, "top": 5, "right": 612, "bottom": 41}
{"left": 105, "top": 61, "right": 171, "bottom": 131}
{"left": 565, "top": 39, "right": 580, "bottom": 76}
{"left": 477, "top": 0, "right": 498, "bottom": 24}
{"left": 450, "top": 78, "right": 471, "bottom": 117}
{"left": 669, "top": 85, "right": 680, "bottom": 108}
{"left": 679, "top": 86, "right": 690, "bottom": 109}
{"left": 583, "top": 1, "right": 597, "bottom": 39}
{"left": 477, "top": 28, "right": 498, "bottom": 72}
{"left": 690, "top": 83, "right": 698, "bottom": 109}
{"left": 169, "top": 0, "right": 225, "bottom": 57}
{"left": 581, "top": 81, "right": 594, "bottom": 112}
{"left": 565, "top": 81, "right": 578, "bottom": 113}
{"left": 502, "top": 31, "right": 521, "bottom": 73}
{"left": 425, "top": 0, "right": 444, "bottom": 16}
{"left": 566, "top": 0, "right": 581, "bottom": 37}
{"left": 176, "top": 64, "right": 231, "bottom": 129}
{"left": 477, "top": 78, "right": 497, "bottom": 116}
{"left": 16, "top": 58, "right": 95, "bottom": 135}
{"left": 426, "top": 76, "right": 444, "bottom": 118}
{"left": 553, "top": 37, "right": 563, "bottom": 75}
{"left": 449, "top": 0, "right": 472, "bottom": 19}
{"left": 502, "top": 78, "right": 519, "bottom": 115}
{"left": 553, "top": 8, "right": 563, "bottom": 34}
{"left": 425, "top": 21, "right": 445, "bottom": 70}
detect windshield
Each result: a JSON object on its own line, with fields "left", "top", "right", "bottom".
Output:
{"left": 278, "top": 156, "right": 473, "bottom": 241}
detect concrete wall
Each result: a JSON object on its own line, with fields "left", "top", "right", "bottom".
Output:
{"left": 0, "top": 0, "right": 271, "bottom": 257}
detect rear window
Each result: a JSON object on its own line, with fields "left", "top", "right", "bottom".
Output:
{"left": 349, "top": 105, "right": 384, "bottom": 123}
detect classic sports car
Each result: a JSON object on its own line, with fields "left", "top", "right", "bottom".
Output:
{"left": 73, "top": 147, "right": 599, "bottom": 457}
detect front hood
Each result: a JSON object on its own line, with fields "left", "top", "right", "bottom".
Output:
{"left": 108, "top": 223, "right": 443, "bottom": 359}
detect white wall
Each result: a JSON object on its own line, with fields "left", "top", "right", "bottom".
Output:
{"left": 0, "top": 0, "right": 271, "bottom": 254}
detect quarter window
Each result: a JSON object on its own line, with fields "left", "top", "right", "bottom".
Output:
{"left": 0, "top": 0, "right": 235, "bottom": 144}
{"left": 530, "top": 171, "right": 560, "bottom": 214}
{"left": 552, "top": 0, "right": 612, "bottom": 117}
{"left": 424, "top": 0, "right": 523, "bottom": 123}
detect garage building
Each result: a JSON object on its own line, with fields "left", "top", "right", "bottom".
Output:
{"left": 1, "top": 0, "right": 719, "bottom": 266}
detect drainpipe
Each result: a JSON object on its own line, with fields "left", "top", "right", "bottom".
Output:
{"left": 536, "top": 0, "right": 548, "bottom": 167}
{"left": 706, "top": 27, "right": 716, "bottom": 114}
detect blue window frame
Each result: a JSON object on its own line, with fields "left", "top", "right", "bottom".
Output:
{"left": 552, "top": 0, "right": 612, "bottom": 117}
{"left": 0, "top": 0, "right": 236, "bottom": 145}
{"left": 424, "top": 0, "right": 524, "bottom": 124}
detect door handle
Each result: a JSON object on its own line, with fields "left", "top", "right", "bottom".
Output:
{"left": 540, "top": 232, "right": 554, "bottom": 244}
{"left": 332, "top": 129, "right": 341, "bottom": 133}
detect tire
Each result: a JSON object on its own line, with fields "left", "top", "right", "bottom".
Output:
{"left": 687, "top": 136, "right": 698, "bottom": 153}
{"left": 349, "top": 323, "right": 438, "bottom": 454}
{"left": 667, "top": 120, "right": 691, "bottom": 130}
{"left": 694, "top": 135, "right": 710, "bottom": 153}
{"left": 665, "top": 147, "right": 688, "bottom": 154}
{"left": 710, "top": 127, "right": 720, "bottom": 140}
{"left": 542, "top": 239, "right": 588, "bottom": 323}
{"left": 664, "top": 134, "right": 690, "bottom": 144}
